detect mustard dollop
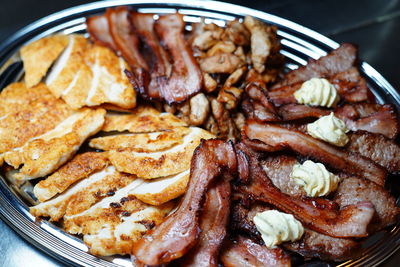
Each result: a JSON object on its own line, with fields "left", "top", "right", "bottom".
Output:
{"left": 291, "top": 160, "right": 340, "bottom": 197}
{"left": 294, "top": 78, "right": 339, "bottom": 107}
{"left": 307, "top": 112, "right": 349, "bottom": 146}
{"left": 253, "top": 210, "right": 304, "bottom": 248}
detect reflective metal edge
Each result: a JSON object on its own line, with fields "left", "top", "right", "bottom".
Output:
{"left": 0, "top": 1, "right": 399, "bottom": 267}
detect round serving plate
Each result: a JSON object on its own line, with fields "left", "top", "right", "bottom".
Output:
{"left": 0, "top": 1, "right": 399, "bottom": 266}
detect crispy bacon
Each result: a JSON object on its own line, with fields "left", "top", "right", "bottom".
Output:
{"left": 244, "top": 121, "right": 387, "bottom": 186}
{"left": 129, "top": 12, "right": 171, "bottom": 100}
{"left": 179, "top": 179, "right": 231, "bottom": 267}
{"left": 131, "top": 140, "right": 237, "bottom": 265}
{"left": 237, "top": 144, "right": 375, "bottom": 238}
{"left": 272, "top": 43, "right": 357, "bottom": 88}
{"left": 106, "top": 7, "right": 148, "bottom": 70}
{"left": 86, "top": 14, "right": 117, "bottom": 51}
{"left": 155, "top": 14, "right": 202, "bottom": 104}
{"left": 220, "top": 236, "right": 290, "bottom": 267}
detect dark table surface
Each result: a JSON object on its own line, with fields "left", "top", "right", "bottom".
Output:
{"left": 0, "top": 0, "right": 399, "bottom": 266}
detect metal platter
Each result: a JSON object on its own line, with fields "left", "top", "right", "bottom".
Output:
{"left": 0, "top": 1, "right": 399, "bottom": 266}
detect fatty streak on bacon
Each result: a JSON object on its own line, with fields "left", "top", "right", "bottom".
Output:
{"left": 220, "top": 235, "right": 291, "bottom": 267}
{"left": 245, "top": 121, "right": 387, "bottom": 186}
{"left": 106, "top": 7, "right": 148, "bottom": 70}
{"left": 155, "top": 14, "right": 202, "bottom": 104}
{"left": 131, "top": 140, "right": 237, "bottom": 266}
{"left": 178, "top": 179, "right": 231, "bottom": 267}
{"left": 236, "top": 143, "right": 375, "bottom": 238}
{"left": 128, "top": 12, "right": 171, "bottom": 100}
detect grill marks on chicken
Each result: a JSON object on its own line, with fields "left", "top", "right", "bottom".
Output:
{"left": 245, "top": 121, "right": 387, "bottom": 186}
{"left": 131, "top": 140, "right": 237, "bottom": 266}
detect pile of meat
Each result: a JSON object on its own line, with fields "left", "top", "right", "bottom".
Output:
{"left": 85, "top": 7, "right": 400, "bottom": 266}
{"left": 87, "top": 7, "right": 283, "bottom": 140}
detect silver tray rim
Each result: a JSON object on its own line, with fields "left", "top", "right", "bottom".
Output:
{"left": 0, "top": 1, "right": 399, "bottom": 267}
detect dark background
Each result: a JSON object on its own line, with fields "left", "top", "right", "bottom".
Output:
{"left": 0, "top": 0, "right": 399, "bottom": 266}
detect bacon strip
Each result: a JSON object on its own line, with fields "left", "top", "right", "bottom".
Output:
{"left": 347, "top": 131, "right": 400, "bottom": 173}
{"left": 86, "top": 14, "right": 117, "bottom": 51}
{"left": 230, "top": 202, "right": 361, "bottom": 262}
{"left": 155, "top": 14, "right": 202, "bottom": 104}
{"left": 129, "top": 12, "right": 171, "bottom": 100}
{"left": 336, "top": 103, "right": 399, "bottom": 139}
{"left": 244, "top": 82, "right": 280, "bottom": 122}
{"left": 220, "top": 236, "right": 291, "bottom": 267}
{"left": 179, "top": 179, "right": 231, "bottom": 267}
{"left": 269, "top": 67, "right": 372, "bottom": 106}
{"left": 272, "top": 43, "right": 357, "bottom": 89}
{"left": 244, "top": 121, "right": 387, "bottom": 186}
{"left": 278, "top": 104, "right": 330, "bottom": 121}
{"left": 237, "top": 144, "right": 374, "bottom": 238}
{"left": 131, "top": 140, "right": 237, "bottom": 265}
{"left": 106, "top": 7, "right": 148, "bottom": 70}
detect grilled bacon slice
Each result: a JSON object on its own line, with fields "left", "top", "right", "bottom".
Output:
{"left": 131, "top": 139, "right": 237, "bottom": 265}
{"left": 155, "top": 14, "right": 202, "bottom": 104}
{"left": 270, "top": 67, "right": 372, "bottom": 106}
{"left": 231, "top": 203, "right": 361, "bottom": 262}
{"left": 129, "top": 12, "right": 171, "bottom": 100}
{"left": 86, "top": 14, "right": 117, "bottom": 51}
{"left": 244, "top": 121, "right": 387, "bottom": 186}
{"left": 334, "top": 176, "right": 400, "bottom": 232}
{"left": 347, "top": 131, "right": 400, "bottom": 173}
{"left": 178, "top": 179, "right": 231, "bottom": 267}
{"left": 237, "top": 144, "right": 375, "bottom": 238}
{"left": 106, "top": 7, "right": 148, "bottom": 70}
{"left": 220, "top": 236, "right": 291, "bottom": 267}
{"left": 272, "top": 43, "right": 357, "bottom": 89}
{"left": 336, "top": 103, "right": 399, "bottom": 139}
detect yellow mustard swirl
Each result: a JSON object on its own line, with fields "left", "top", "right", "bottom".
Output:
{"left": 291, "top": 160, "right": 340, "bottom": 197}
{"left": 307, "top": 112, "right": 349, "bottom": 146}
{"left": 294, "top": 78, "right": 339, "bottom": 107}
{"left": 253, "top": 210, "right": 304, "bottom": 248}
